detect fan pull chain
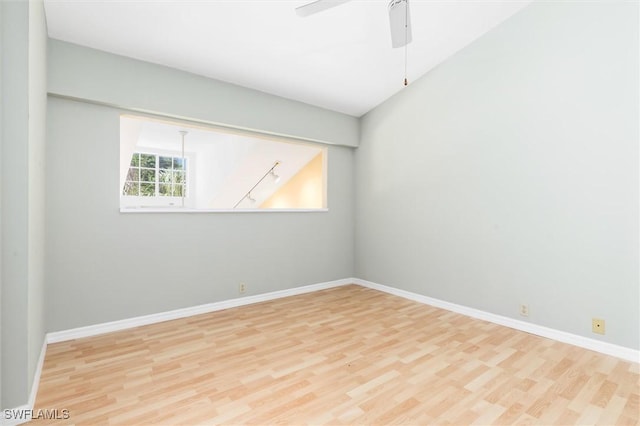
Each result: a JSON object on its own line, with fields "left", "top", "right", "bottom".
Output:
{"left": 404, "top": 44, "right": 408, "bottom": 86}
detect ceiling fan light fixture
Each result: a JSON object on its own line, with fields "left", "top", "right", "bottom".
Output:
{"left": 389, "top": 0, "right": 412, "bottom": 48}
{"left": 295, "top": 0, "right": 413, "bottom": 51}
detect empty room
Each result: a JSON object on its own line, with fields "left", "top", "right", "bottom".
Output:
{"left": 1, "top": 0, "right": 638, "bottom": 424}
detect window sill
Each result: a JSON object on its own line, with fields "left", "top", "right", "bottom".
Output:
{"left": 119, "top": 207, "right": 329, "bottom": 213}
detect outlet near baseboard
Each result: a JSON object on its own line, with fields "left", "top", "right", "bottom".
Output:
{"left": 592, "top": 318, "right": 605, "bottom": 335}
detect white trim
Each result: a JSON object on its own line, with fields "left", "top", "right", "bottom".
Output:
{"left": 11, "top": 277, "right": 634, "bottom": 426}
{"left": 44, "top": 277, "right": 639, "bottom": 362}
{"left": 353, "top": 278, "right": 640, "bottom": 364}
{"left": 28, "top": 339, "right": 47, "bottom": 409}
{"left": 1, "top": 339, "right": 47, "bottom": 426}
{"left": 119, "top": 208, "right": 329, "bottom": 213}
{"left": 47, "top": 279, "right": 351, "bottom": 344}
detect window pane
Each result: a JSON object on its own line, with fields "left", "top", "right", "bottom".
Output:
{"left": 123, "top": 181, "right": 138, "bottom": 196}
{"left": 173, "top": 158, "right": 185, "bottom": 170}
{"left": 159, "top": 156, "right": 172, "bottom": 169}
{"left": 126, "top": 168, "right": 139, "bottom": 181}
{"left": 173, "top": 184, "right": 184, "bottom": 197}
{"left": 130, "top": 153, "right": 140, "bottom": 167}
{"left": 173, "top": 171, "right": 185, "bottom": 184}
{"left": 159, "top": 184, "right": 172, "bottom": 196}
{"left": 140, "top": 154, "right": 156, "bottom": 168}
{"left": 140, "top": 183, "right": 155, "bottom": 196}
{"left": 140, "top": 169, "right": 156, "bottom": 182}
{"left": 158, "top": 169, "right": 172, "bottom": 184}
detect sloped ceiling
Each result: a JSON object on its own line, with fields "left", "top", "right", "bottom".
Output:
{"left": 44, "top": 0, "right": 532, "bottom": 117}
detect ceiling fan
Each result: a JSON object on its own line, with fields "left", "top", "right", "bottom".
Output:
{"left": 295, "top": 0, "right": 412, "bottom": 49}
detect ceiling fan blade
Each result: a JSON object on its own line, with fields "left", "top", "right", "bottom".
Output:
{"left": 295, "top": 0, "right": 352, "bottom": 17}
{"left": 388, "top": 0, "right": 412, "bottom": 48}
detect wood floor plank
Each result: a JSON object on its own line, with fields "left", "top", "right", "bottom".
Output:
{"left": 30, "top": 285, "right": 639, "bottom": 425}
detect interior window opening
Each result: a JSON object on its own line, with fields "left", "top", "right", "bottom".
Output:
{"left": 120, "top": 115, "right": 327, "bottom": 211}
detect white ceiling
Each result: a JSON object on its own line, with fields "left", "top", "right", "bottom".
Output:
{"left": 43, "top": 0, "right": 532, "bottom": 117}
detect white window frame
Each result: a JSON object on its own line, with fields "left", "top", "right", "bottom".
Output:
{"left": 120, "top": 148, "right": 195, "bottom": 209}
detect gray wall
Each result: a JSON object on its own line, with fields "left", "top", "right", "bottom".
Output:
{"left": 1, "top": 0, "right": 29, "bottom": 408}
{"left": 6, "top": 1, "right": 637, "bottom": 411}
{"left": 0, "top": 0, "right": 5, "bottom": 409}
{"left": 27, "top": 0, "right": 47, "bottom": 394}
{"left": 46, "top": 97, "right": 355, "bottom": 332}
{"left": 46, "top": 40, "right": 357, "bottom": 333}
{"left": 355, "top": 1, "right": 639, "bottom": 349}
{"left": 48, "top": 40, "right": 359, "bottom": 147}
{"left": 1, "top": 0, "right": 47, "bottom": 410}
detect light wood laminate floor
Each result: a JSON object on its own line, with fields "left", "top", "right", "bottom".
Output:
{"left": 32, "top": 285, "right": 639, "bottom": 425}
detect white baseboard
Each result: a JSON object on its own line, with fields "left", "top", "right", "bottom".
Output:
{"left": 5, "top": 277, "right": 633, "bottom": 425}
{"left": 45, "top": 276, "right": 639, "bottom": 363}
{"left": 353, "top": 278, "right": 640, "bottom": 364}
{"left": 47, "top": 278, "right": 352, "bottom": 344}
{"left": 28, "top": 339, "right": 47, "bottom": 409}
{"left": 1, "top": 338, "right": 48, "bottom": 426}
{"left": 3, "top": 280, "right": 350, "bottom": 424}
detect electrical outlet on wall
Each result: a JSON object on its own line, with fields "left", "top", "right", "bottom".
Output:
{"left": 519, "top": 304, "right": 529, "bottom": 317}
{"left": 592, "top": 318, "right": 605, "bottom": 335}
{"left": 239, "top": 282, "right": 246, "bottom": 295}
